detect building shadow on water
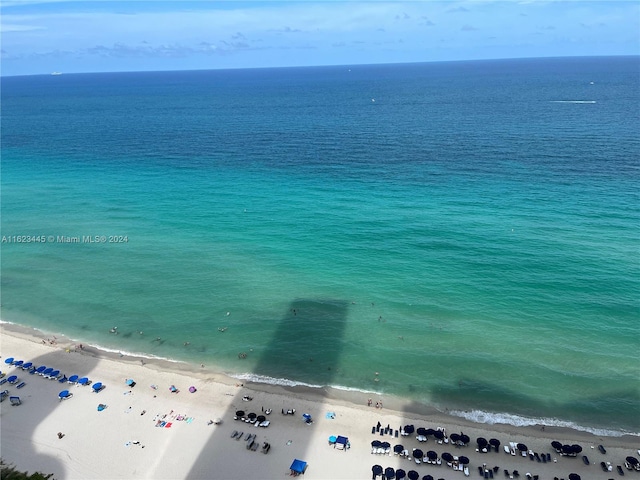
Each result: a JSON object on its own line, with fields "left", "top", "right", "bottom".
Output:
{"left": 186, "top": 298, "right": 348, "bottom": 479}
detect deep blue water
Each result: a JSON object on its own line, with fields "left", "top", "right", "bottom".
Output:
{"left": 2, "top": 56, "right": 639, "bottom": 434}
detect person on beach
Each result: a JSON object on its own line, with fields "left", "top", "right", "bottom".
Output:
{"left": 367, "top": 398, "right": 372, "bottom": 407}
{"left": 57, "top": 432, "right": 65, "bottom": 439}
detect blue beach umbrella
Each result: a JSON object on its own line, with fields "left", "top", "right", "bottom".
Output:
{"left": 92, "top": 382, "right": 103, "bottom": 392}
{"left": 49, "top": 370, "right": 60, "bottom": 378}
{"left": 21, "top": 362, "right": 33, "bottom": 370}
{"left": 329, "top": 436, "right": 337, "bottom": 444}
{"left": 58, "top": 390, "right": 72, "bottom": 400}
{"left": 43, "top": 367, "right": 54, "bottom": 376}
{"left": 4, "top": 357, "right": 14, "bottom": 365}
{"left": 68, "top": 374, "right": 79, "bottom": 383}
{"left": 372, "top": 464, "right": 383, "bottom": 478}
{"left": 36, "top": 365, "right": 47, "bottom": 374}
{"left": 13, "top": 360, "right": 24, "bottom": 367}
{"left": 78, "top": 377, "right": 90, "bottom": 385}
{"left": 396, "top": 468, "right": 406, "bottom": 480}
{"left": 384, "top": 467, "right": 395, "bottom": 479}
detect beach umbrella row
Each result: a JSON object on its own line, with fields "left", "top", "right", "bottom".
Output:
{"left": 551, "top": 441, "right": 582, "bottom": 455}
{"left": 373, "top": 465, "right": 418, "bottom": 480}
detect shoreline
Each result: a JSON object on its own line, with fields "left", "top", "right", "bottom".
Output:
{"left": 2, "top": 320, "right": 637, "bottom": 443}
{"left": 1, "top": 322, "right": 639, "bottom": 480}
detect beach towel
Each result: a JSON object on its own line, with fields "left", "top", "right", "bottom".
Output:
{"left": 165, "top": 422, "right": 172, "bottom": 428}
{"left": 325, "top": 412, "right": 336, "bottom": 419}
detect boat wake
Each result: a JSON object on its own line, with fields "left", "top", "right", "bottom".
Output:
{"left": 550, "top": 100, "right": 596, "bottom": 104}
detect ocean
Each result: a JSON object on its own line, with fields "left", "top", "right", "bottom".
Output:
{"left": 2, "top": 56, "right": 638, "bottom": 435}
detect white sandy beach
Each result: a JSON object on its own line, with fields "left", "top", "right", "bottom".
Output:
{"left": 1, "top": 323, "right": 638, "bottom": 480}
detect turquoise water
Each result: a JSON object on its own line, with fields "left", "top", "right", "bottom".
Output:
{"left": 2, "top": 57, "right": 639, "bottom": 434}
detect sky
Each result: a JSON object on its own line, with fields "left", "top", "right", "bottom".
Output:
{"left": 1, "top": 0, "right": 639, "bottom": 76}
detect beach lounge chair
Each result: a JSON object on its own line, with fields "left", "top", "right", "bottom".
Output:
{"left": 9, "top": 396, "right": 21, "bottom": 406}
{"left": 230, "top": 430, "right": 239, "bottom": 438}
{"left": 235, "top": 431, "right": 244, "bottom": 440}
{"left": 261, "top": 442, "right": 271, "bottom": 454}
{"left": 250, "top": 441, "right": 259, "bottom": 451}
{"left": 16, "top": 382, "right": 26, "bottom": 389}
{"left": 0, "top": 390, "right": 9, "bottom": 402}
{"left": 0, "top": 378, "right": 7, "bottom": 386}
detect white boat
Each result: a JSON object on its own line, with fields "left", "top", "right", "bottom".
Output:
{"left": 51, "top": 71, "right": 62, "bottom": 76}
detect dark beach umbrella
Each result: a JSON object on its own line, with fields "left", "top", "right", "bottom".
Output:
{"left": 413, "top": 449, "right": 424, "bottom": 460}
{"left": 396, "top": 469, "right": 406, "bottom": 480}
{"left": 568, "top": 474, "right": 581, "bottom": 480}
{"left": 408, "top": 471, "right": 419, "bottom": 480}
{"left": 551, "top": 441, "right": 562, "bottom": 451}
{"left": 517, "top": 443, "right": 527, "bottom": 452}
{"left": 571, "top": 444, "right": 582, "bottom": 454}
{"left": 450, "top": 433, "right": 461, "bottom": 442}
{"left": 385, "top": 467, "right": 395, "bottom": 479}
{"left": 425, "top": 428, "right": 436, "bottom": 436}
{"left": 441, "top": 452, "right": 453, "bottom": 462}
{"left": 371, "top": 440, "right": 382, "bottom": 448}
{"left": 489, "top": 438, "right": 500, "bottom": 449}
{"left": 247, "top": 412, "right": 257, "bottom": 420}
{"left": 381, "top": 442, "right": 391, "bottom": 449}
{"left": 626, "top": 456, "right": 639, "bottom": 466}
{"left": 372, "top": 465, "right": 383, "bottom": 478}
{"left": 477, "top": 437, "right": 488, "bottom": 448}
{"left": 434, "top": 430, "right": 444, "bottom": 440}
{"left": 417, "top": 427, "right": 427, "bottom": 436}
{"left": 562, "top": 444, "right": 573, "bottom": 455}
{"left": 394, "top": 444, "right": 405, "bottom": 454}
{"left": 426, "top": 451, "right": 438, "bottom": 460}
{"left": 458, "top": 456, "right": 470, "bottom": 465}
{"left": 422, "top": 476, "right": 434, "bottom": 480}
{"left": 460, "top": 434, "right": 470, "bottom": 445}
{"left": 235, "top": 410, "right": 245, "bottom": 417}
{"left": 404, "top": 425, "right": 415, "bottom": 434}
{"left": 256, "top": 415, "right": 266, "bottom": 423}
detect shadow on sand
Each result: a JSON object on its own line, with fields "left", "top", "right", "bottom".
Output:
{"left": 186, "top": 297, "right": 348, "bottom": 479}
{"left": 0, "top": 346, "right": 100, "bottom": 479}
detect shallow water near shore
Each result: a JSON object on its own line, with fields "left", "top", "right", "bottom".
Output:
{"left": 2, "top": 56, "right": 639, "bottom": 434}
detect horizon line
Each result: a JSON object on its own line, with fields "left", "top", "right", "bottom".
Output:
{"left": 2, "top": 54, "right": 638, "bottom": 78}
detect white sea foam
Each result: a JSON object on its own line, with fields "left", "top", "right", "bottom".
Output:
{"left": 84, "top": 343, "right": 184, "bottom": 364}
{"left": 230, "top": 373, "right": 325, "bottom": 388}
{"left": 449, "top": 409, "right": 639, "bottom": 438}
{"left": 230, "top": 373, "right": 383, "bottom": 395}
